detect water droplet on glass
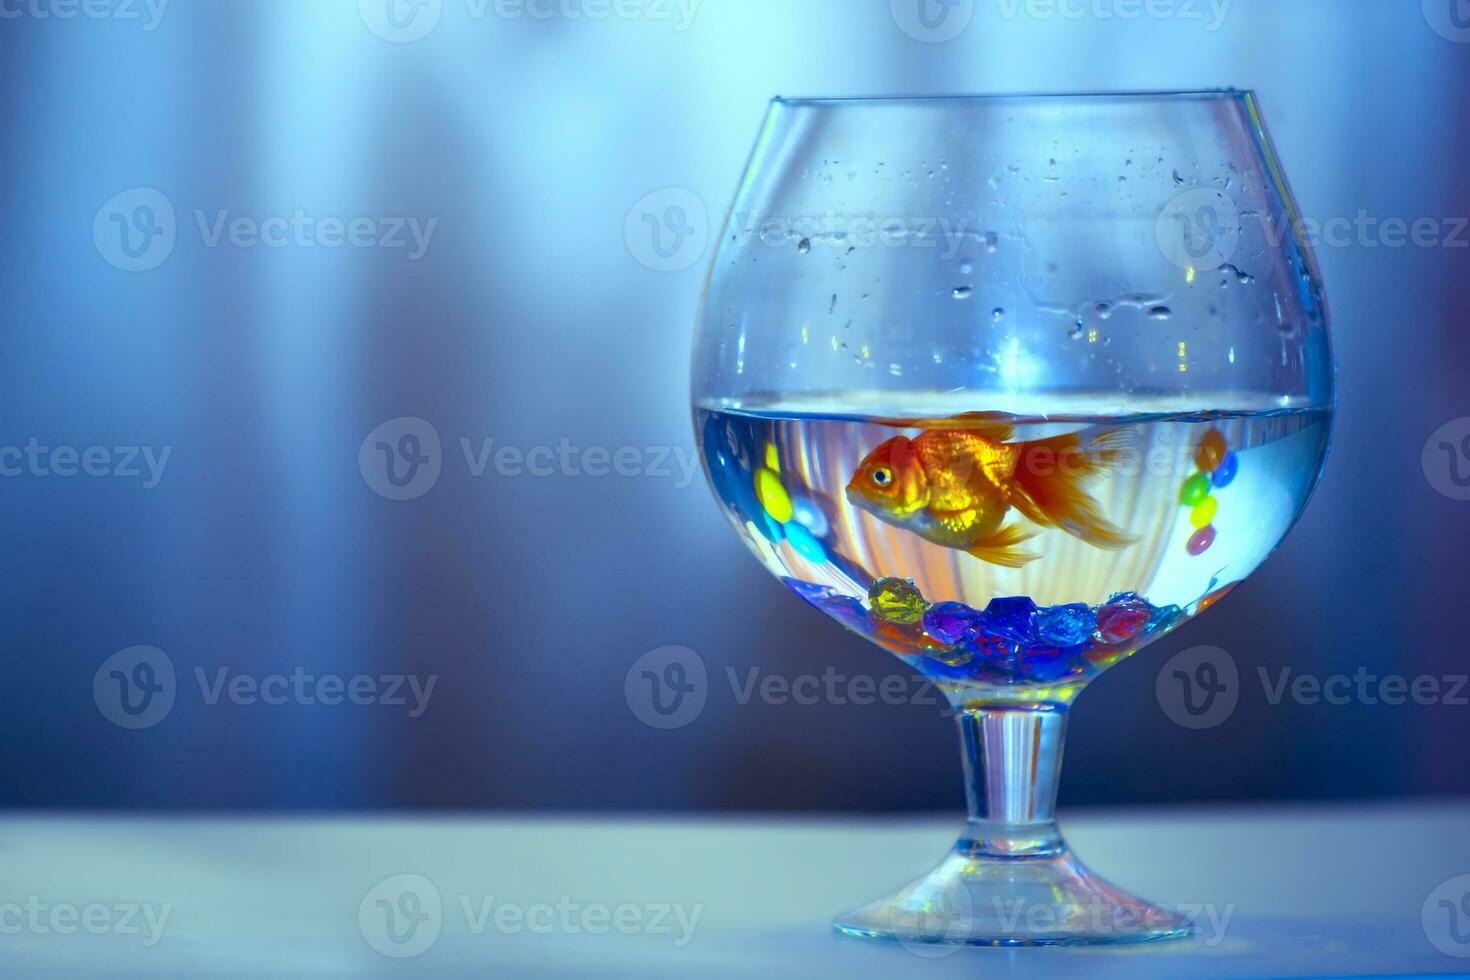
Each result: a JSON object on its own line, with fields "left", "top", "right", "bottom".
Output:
{"left": 992, "top": 308, "right": 1005, "bottom": 322}
{"left": 1147, "top": 306, "right": 1173, "bottom": 320}
{"left": 1093, "top": 301, "right": 1114, "bottom": 319}
{"left": 1069, "top": 319, "right": 1084, "bottom": 340}
{"left": 960, "top": 260, "right": 974, "bottom": 275}
{"left": 797, "top": 238, "right": 811, "bottom": 254}
{"left": 1217, "top": 262, "right": 1253, "bottom": 285}
{"left": 983, "top": 232, "right": 998, "bottom": 253}
{"left": 1173, "top": 169, "right": 1184, "bottom": 185}
{"left": 952, "top": 287, "right": 973, "bottom": 300}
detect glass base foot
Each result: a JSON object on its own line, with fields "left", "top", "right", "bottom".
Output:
{"left": 834, "top": 843, "right": 1192, "bottom": 948}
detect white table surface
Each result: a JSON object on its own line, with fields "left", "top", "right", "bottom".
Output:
{"left": 3, "top": 802, "right": 1469, "bottom": 977}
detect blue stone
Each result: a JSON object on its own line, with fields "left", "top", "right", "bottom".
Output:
{"left": 791, "top": 496, "right": 830, "bottom": 538}
{"left": 783, "top": 521, "right": 827, "bottom": 563}
{"left": 981, "top": 597, "right": 1039, "bottom": 644}
{"left": 783, "top": 578, "right": 836, "bottom": 606}
{"left": 1146, "top": 604, "right": 1187, "bottom": 635}
{"left": 817, "top": 595, "right": 872, "bottom": 634}
{"left": 1024, "top": 645, "right": 1089, "bottom": 682}
{"left": 1212, "top": 451, "right": 1239, "bottom": 488}
{"left": 1036, "top": 603, "right": 1097, "bottom": 648}
{"left": 923, "top": 601, "right": 984, "bottom": 646}
{"left": 966, "top": 634, "right": 1021, "bottom": 683}
{"left": 701, "top": 415, "right": 745, "bottom": 511}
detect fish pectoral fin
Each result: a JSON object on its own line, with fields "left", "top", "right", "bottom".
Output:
{"left": 965, "top": 524, "right": 1040, "bottom": 569}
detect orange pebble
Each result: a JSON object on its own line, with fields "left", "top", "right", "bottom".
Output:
{"left": 1195, "top": 430, "right": 1227, "bottom": 472}
{"left": 1196, "top": 582, "right": 1237, "bottom": 613}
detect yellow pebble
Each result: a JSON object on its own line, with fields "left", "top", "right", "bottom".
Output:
{"left": 764, "top": 442, "right": 780, "bottom": 473}
{"left": 1190, "top": 495, "right": 1217, "bottom": 529}
{"left": 755, "top": 468, "right": 793, "bottom": 523}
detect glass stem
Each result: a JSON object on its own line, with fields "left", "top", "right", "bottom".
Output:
{"left": 955, "top": 705, "right": 1068, "bottom": 858}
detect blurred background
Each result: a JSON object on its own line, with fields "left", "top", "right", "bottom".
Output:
{"left": 1, "top": 0, "right": 1467, "bottom": 813}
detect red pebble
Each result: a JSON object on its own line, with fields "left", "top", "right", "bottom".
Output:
{"left": 1187, "top": 525, "right": 1217, "bottom": 556}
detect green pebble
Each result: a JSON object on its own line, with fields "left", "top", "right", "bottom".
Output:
{"left": 1180, "top": 472, "right": 1211, "bottom": 507}
{"left": 868, "top": 577, "right": 928, "bottom": 625}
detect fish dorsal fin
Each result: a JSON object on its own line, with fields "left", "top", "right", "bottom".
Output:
{"left": 946, "top": 412, "right": 1014, "bottom": 443}
{"left": 874, "top": 411, "right": 1015, "bottom": 442}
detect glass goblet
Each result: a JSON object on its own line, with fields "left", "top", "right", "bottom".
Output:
{"left": 692, "top": 92, "right": 1333, "bottom": 946}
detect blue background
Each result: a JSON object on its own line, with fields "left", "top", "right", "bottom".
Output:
{"left": 2, "top": 0, "right": 1468, "bottom": 811}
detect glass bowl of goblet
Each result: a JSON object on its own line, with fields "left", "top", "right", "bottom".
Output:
{"left": 691, "top": 91, "right": 1333, "bottom": 946}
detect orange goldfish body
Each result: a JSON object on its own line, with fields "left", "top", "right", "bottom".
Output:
{"left": 845, "top": 416, "right": 1139, "bottom": 568}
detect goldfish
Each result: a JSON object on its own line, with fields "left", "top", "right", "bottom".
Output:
{"left": 845, "top": 415, "right": 1138, "bottom": 568}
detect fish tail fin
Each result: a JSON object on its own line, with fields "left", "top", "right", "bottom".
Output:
{"left": 1009, "top": 430, "right": 1139, "bottom": 550}
{"left": 965, "top": 523, "right": 1041, "bottom": 568}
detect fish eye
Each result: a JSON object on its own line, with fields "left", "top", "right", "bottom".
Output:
{"left": 872, "top": 468, "right": 892, "bottom": 487}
